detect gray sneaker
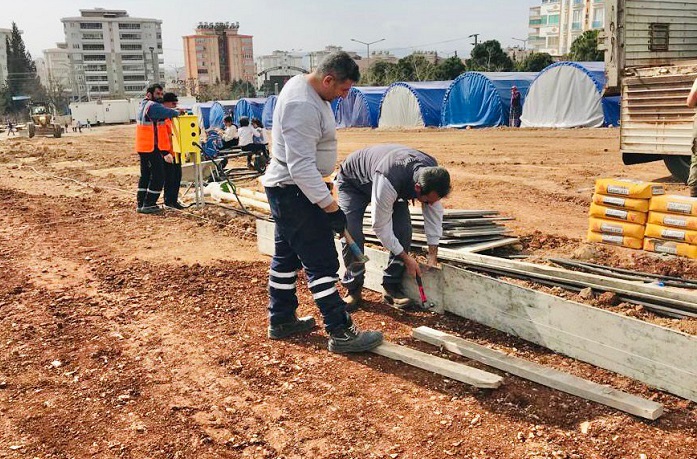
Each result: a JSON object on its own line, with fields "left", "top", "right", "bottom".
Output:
{"left": 268, "top": 315, "right": 316, "bottom": 340}
{"left": 383, "top": 284, "right": 413, "bottom": 310}
{"left": 328, "top": 315, "right": 383, "bottom": 353}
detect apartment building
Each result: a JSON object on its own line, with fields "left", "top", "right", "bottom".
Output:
{"left": 255, "top": 50, "right": 305, "bottom": 91}
{"left": 38, "top": 43, "right": 74, "bottom": 98}
{"left": 529, "top": 0, "right": 606, "bottom": 56}
{"left": 0, "top": 28, "right": 13, "bottom": 85}
{"left": 61, "top": 8, "right": 163, "bottom": 100}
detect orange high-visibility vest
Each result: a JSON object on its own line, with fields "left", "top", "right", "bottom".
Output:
{"left": 164, "top": 119, "right": 174, "bottom": 154}
{"left": 135, "top": 100, "right": 173, "bottom": 153}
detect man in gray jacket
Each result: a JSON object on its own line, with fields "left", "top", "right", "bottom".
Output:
{"left": 261, "top": 52, "right": 383, "bottom": 353}
{"left": 337, "top": 144, "right": 451, "bottom": 310}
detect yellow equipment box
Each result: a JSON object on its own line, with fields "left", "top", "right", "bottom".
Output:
{"left": 594, "top": 178, "right": 665, "bottom": 199}
{"left": 644, "top": 223, "right": 697, "bottom": 245}
{"left": 649, "top": 194, "right": 697, "bottom": 216}
{"left": 588, "top": 202, "right": 647, "bottom": 225}
{"left": 587, "top": 230, "right": 643, "bottom": 249}
{"left": 592, "top": 193, "right": 650, "bottom": 212}
{"left": 171, "top": 115, "right": 201, "bottom": 163}
{"left": 588, "top": 217, "right": 646, "bottom": 239}
{"left": 644, "top": 238, "right": 697, "bottom": 259}
{"left": 648, "top": 211, "right": 697, "bottom": 231}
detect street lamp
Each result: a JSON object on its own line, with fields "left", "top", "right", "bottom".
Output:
{"left": 512, "top": 37, "right": 528, "bottom": 50}
{"left": 350, "top": 38, "right": 385, "bottom": 69}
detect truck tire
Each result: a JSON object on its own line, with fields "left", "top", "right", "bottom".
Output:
{"left": 28, "top": 123, "right": 35, "bottom": 138}
{"left": 663, "top": 155, "right": 691, "bottom": 184}
{"left": 53, "top": 125, "right": 62, "bottom": 138}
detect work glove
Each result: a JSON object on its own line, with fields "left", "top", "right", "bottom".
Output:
{"left": 326, "top": 208, "right": 347, "bottom": 235}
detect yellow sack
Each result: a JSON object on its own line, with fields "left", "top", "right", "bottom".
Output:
{"left": 644, "top": 223, "right": 697, "bottom": 245}
{"left": 648, "top": 211, "right": 697, "bottom": 231}
{"left": 589, "top": 203, "right": 647, "bottom": 225}
{"left": 588, "top": 217, "right": 646, "bottom": 239}
{"left": 649, "top": 194, "right": 697, "bottom": 216}
{"left": 587, "top": 230, "right": 643, "bottom": 249}
{"left": 595, "top": 178, "right": 665, "bottom": 199}
{"left": 644, "top": 238, "right": 697, "bottom": 259}
{"left": 592, "top": 193, "right": 650, "bottom": 212}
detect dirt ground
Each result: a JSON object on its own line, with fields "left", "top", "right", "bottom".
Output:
{"left": 0, "top": 125, "right": 695, "bottom": 459}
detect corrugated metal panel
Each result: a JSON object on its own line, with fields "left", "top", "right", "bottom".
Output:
{"left": 621, "top": 64, "right": 697, "bottom": 155}
{"left": 623, "top": 0, "right": 697, "bottom": 68}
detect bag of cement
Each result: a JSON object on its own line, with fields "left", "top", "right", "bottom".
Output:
{"left": 588, "top": 217, "right": 646, "bottom": 239}
{"left": 644, "top": 238, "right": 697, "bottom": 259}
{"left": 589, "top": 202, "right": 647, "bottom": 225}
{"left": 587, "top": 230, "right": 643, "bottom": 249}
{"left": 644, "top": 223, "right": 697, "bottom": 245}
{"left": 648, "top": 211, "right": 697, "bottom": 231}
{"left": 595, "top": 178, "right": 665, "bottom": 199}
{"left": 649, "top": 195, "right": 697, "bottom": 216}
{"left": 592, "top": 193, "right": 650, "bottom": 212}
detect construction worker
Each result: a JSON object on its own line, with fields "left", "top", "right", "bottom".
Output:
{"left": 261, "top": 51, "right": 383, "bottom": 353}
{"left": 161, "top": 92, "right": 185, "bottom": 210}
{"left": 337, "top": 144, "right": 451, "bottom": 311}
{"left": 686, "top": 78, "right": 697, "bottom": 196}
{"left": 135, "top": 84, "right": 182, "bottom": 214}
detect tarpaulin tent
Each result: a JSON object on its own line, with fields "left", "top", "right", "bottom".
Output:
{"left": 378, "top": 81, "right": 452, "bottom": 128}
{"left": 261, "top": 95, "right": 277, "bottom": 129}
{"left": 208, "top": 102, "right": 227, "bottom": 130}
{"left": 521, "top": 62, "right": 620, "bottom": 128}
{"left": 193, "top": 100, "right": 237, "bottom": 129}
{"left": 335, "top": 86, "right": 388, "bottom": 128}
{"left": 441, "top": 72, "right": 538, "bottom": 128}
{"left": 233, "top": 97, "right": 267, "bottom": 125}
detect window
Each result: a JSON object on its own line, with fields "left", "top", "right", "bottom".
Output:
{"left": 122, "top": 54, "right": 143, "bottom": 61}
{"left": 82, "top": 32, "right": 103, "bottom": 40}
{"left": 85, "top": 64, "right": 107, "bottom": 71}
{"left": 120, "top": 33, "right": 141, "bottom": 40}
{"left": 123, "top": 75, "right": 146, "bottom": 81}
{"left": 547, "top": 36, "right": 560, "bottom": 47}
{"left": 89, "top": 85, "right": 109, "bottom": 92}
{"left": 121, "top": 44, "right": 142, "bottom": 51}
{"left": 122, "top": 64, "right": 145, "bottom": 72}
{"left": 572, "top": 9, "right": 582, "bottom": 30}
{"left": 83, "top": 54, "right": 106, "bottom": 61}
{"left": 83, "top": 44, "right": 105, "bottom": 51}
{"left": 198, "top": 69, "right": 208, "bottom": 74}
{"left": 80, "top": 22, "right": 102, "bottom": 29}
{"left": 592, "top": 8, "right": 604, "bottom": 29}
{"left": 86, "top": 75, "right": 108, "bottom": 82}
{"left": 72, "top": 44, "right": 80, "bottom": 49}
{"left": 125, "top": 85, "right": 146, "bottom": 92}
{"left": 548, "top": 14, "right": 560, "bottom": 25}
{"left": 649, "top": 23, "right": 669, "bottom": 51}
{"left": 119, "top": 23, "right": 141, "bottom": 30}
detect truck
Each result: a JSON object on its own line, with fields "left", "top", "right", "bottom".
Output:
{"left": 601, "top": 0, "right": 697, "bottom": 182}
{"left": 27, "top": 102, "right": 63, "bottom": 138}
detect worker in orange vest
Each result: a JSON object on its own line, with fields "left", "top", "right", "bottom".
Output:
{"left": 161, "top": 92, "right": 185, "bottom": 209}
{"left": 135, "top": 84, "right": 182, "bottom": 214}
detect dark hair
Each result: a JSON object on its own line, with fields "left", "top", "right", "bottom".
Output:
{"left": 162, "top": 92, "right": 178, "bottom": 103}
{"left": 251, "top": 117, "right": 263, "bottom": 128}
{"left": 418, "top": 167, "right": 451, "bottom": 198}
{"left": 146, "top": 84, "right": 163, "bottom": 96}
{"left": 239, "top": 116, "right": 250, "bottom": 127}
{"left": 223, "top": 115, "right": 233, "bottom": 124}
{"left": 316, "top": 51, "right": 360, "bottom": 83}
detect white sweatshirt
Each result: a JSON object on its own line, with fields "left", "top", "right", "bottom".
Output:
{"left": 261, "top": 75, "right": 337, "bottom": 208}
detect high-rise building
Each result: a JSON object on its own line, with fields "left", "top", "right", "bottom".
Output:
{"left": 61, "top": 8, "right": 164, "bottom": 100}
{"left": 529, "top": 0, "right": 605, "bottom": 57}
{"left": 0, "top": 28, "right": 13, "bottom": 85}
{"left": 38, "top": 43, "right": 74, "bottom": 99}
{"left": 255, "top": 50, "right": 306, "bottom": 93}
{"left": 182, "top": 22, "right": 255, "bottom": 94}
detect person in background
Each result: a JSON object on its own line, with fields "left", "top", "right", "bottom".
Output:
{"left": 251, "top": 117, "right": 269, "bottom": 147}
{"left": 86, "top": 119, "right": 92, "bottom": 130}
{"left": 6, "top": 120, "right": 16, "bottom": 136}
{"left": 161, "top": 92, "right": 185, "bottom": 210}
{"left": 238, "top": 116, "right": 269, "bottom": 169}
{"left": 509, "top": 86, "right": 522, "bottom": 128}
{"left": 219, "top": 115, "right": 239, "bottom": 150}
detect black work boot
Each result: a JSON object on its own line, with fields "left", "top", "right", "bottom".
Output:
{"left": 328, "top": 314, "right": 383, "bottom": 353}
{"left": 137, "top": 205, "right": 162, "bottom": 214}
{"left": 268, "top": 315, "right": 316, "bottom": 340}
{"left": 690, "top": 186, "right": 697, "bottom": 198}
{"left": 342, "top": 289, "right": 363, "bottom": 313}
{"left": 383, "top": 284, "right": 414, "bottom": 310}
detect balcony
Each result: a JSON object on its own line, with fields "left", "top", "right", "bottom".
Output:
{"left": 529, "top": 19, "right": 543, "bottom": 26}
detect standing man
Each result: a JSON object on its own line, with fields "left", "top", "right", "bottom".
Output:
{"left": 337, "top": 144, "right": 451, "bottom": 310}
{"left": 135, "top": 84, "right": 181, "bottom": 214}
{"left": 161, "top": 92, "right": 185, "bottom": 210}
{"left": 509, "top": 86, "right": 522, "bottom": 128}
{"left": 261, "top": 51, "right": 383, "bottom": 353}
{"left": 686, "top": 78, "right": 697, "bottom": 196}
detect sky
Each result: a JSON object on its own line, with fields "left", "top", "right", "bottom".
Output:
{"left": 2, "top": 0, "right": 541, "bottom": 70}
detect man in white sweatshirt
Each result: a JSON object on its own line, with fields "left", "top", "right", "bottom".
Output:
{"left": 261, "top": 51, "right": 383, "bottom": 353}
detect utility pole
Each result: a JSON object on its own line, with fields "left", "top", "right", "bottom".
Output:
{"left": 350, "top": 38, "right": 385, "bottom": 70}
{"left": 469, "top": 34, "right": 480, "bottom": 46}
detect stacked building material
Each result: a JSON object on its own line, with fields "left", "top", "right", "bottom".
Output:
{"left": 644, "top": 195, "right": 697, "bottom": 259}
{"left": 588, "top": 178, "right": 665, "bottom": 249}
{"left": 363, "top": 208, "right": 516, "bottom": 251}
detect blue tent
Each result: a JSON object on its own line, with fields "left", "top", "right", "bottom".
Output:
{"left": 234, "top": 97, "right": 267, "bottom": 125}
{"left": 194, "top": 100, "right": 237, "bottom": 129}
{"left": 335, "top": 86, "right": 388, "bottom": 128}
{"left": 441, "top": 72, "right": 538, "bottom": 128}
{"left": 262, "top": 95, "right": 277, "bottom": 129}
{"left": 378, "top": 81, "right": 452, "bottom": 128}
{"left": 208, "top": 102, "right": 227, "bottom": 130}
{"left": 521, "top": 62, "right": 620, "bottom": 128}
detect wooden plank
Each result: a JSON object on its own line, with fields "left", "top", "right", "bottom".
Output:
{"left": 371, "top": 342, "right": 503, "bottom": 389}
{"left": 441, "top": 237, "right": 520, "bottom": 254}
{"left": 438, "top": 264, "right": 697, "bottom": 402}
{"left": 413, "top": 327, "right": 664, "bottom": 420}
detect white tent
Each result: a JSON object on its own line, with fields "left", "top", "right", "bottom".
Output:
{"left": 377, "top": 81, "right": 451, "bottom": 128}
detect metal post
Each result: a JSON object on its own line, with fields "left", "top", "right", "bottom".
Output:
{"left": 350, "top": 38, "right": 385, "bottom": 71}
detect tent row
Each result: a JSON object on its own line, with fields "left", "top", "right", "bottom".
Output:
{"left": 192, "top": 97, "right": 278, "bottom": 130}
{"left": 332, "top": 62, "right": 619, "bottom": 129}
